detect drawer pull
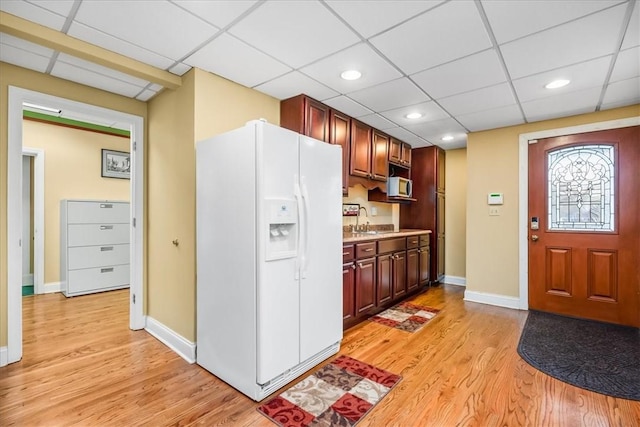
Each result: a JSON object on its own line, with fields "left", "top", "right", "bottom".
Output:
{"left": 100, "top": 267, "right": 114, "bottom": 273}
{"left": 100, "top": 204, "right": 113, "bottom": 209}
{"left": 101, "top": 246, "right": 114, "bottom": 251}
{"left": 99, "top": 225, "right": 114, "bottom": 230}
{"left": 358, "top": 262, "right": 372, "bottom": 269}
{"left": 410, "top": 240, "right": 418, "bottom": 244}
{"left": 363, "top": 248, "right": 374, "bottom": 252}
{"left": 343, "top": 252, "right": 349, "bottom": 256}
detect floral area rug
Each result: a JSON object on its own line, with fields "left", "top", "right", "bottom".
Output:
{"left": 369, "top": 301, "right": 440, "bottom": 332}
{"left": 257, "top": 355, "right": 401, "bottom": 427}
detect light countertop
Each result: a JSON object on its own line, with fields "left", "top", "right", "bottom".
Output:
{"left": 343, "top": 229, "right": 431, "bottom": 243}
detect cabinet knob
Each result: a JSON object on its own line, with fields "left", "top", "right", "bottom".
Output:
{"left": 352, "top": 264, "right": 356, "bottom": 270}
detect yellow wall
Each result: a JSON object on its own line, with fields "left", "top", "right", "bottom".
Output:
{"left": 444, "top": 148, "right": 466, "bottom": 279}
{"left": 342, "top": 185, "right": 398, "bottom": 230}
{"left": 0, "top": 61, "right": 147, "bottom": 348}
{"left": 147, "top": 68, "right": 279, "bottom": 342}
{"left": 466, "top": 104, "right": 640, "bottom": 298}
{"left": 23, "top": 120, "right": 130, "bottom": 283}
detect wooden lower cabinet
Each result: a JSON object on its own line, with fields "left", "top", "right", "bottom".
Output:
{"left": 392, "top": 251, "right": 407, "bottom": 299}
{"left": 355, "top": 257, "right": 376, "bottom": 314}
{"left": 419, "top": 235, "right": 431, "bottom": 286}
{"left": 342, "top": 262, "right": 356, "bottom": 323}
{"left": 377, "top": 254, "right": 392, "bottom": 306}
{"left": 406, "top": 248, "right": 420, "bottom": 292}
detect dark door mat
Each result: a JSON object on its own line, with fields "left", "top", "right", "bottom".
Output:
{"left": 518, "top": 310, "right": 639, "bottom": 401}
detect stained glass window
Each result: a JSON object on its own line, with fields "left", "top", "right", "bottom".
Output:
{"left": 547, "top": 145, "right": 615, "bottom": 231}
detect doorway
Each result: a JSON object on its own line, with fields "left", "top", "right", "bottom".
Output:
{"left": 6, "top": 86, "right": 145, "bottom": 366}
{"left": 517, "top": 117, "right": 640, "bottom": 318}
{"left": 21, "top": 148, "right": 45, "bottom": 296}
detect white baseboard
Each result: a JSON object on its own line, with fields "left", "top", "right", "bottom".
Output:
{"left": 0, "top": 346, "right": 7, "bottom": 367}
{"left": 23, "top": 274, "right": 34, "bottom": 286}
{"left": 145, "top": 316, "right": 196, "bottom": 364}
{"left": 44, "top": 281, "right": 61, "bottom": 294}
{"left": 443, "top": 275, "right": 466, "bottom": 286}
{"left": 463, "top": 290, "right": 522, "bottom": 310}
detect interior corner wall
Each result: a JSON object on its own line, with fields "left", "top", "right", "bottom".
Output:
{"left": 466, "top": 104, "right": 640, "bottom": 299}
{"left": 23, "top": 120, "right": 130, "bottom": 284}
{"left": 444, "top": 148, "right": 466, "bottom": 279}
{"left": 0, "top": 61, "right": 147, "bottom": 349}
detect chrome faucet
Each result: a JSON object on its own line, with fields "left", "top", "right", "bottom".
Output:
{"left": 356, "top": 206, "right": 369, "bottom": 231}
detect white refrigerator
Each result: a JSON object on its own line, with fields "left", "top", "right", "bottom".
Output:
{"left": 196, "top": 120, "right": 343, "bottom": 401}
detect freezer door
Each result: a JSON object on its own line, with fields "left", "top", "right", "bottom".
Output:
{"left": 255, "top": 122, "right": 302, "bottom": 384}
{"left": 298, "top": 135, "right": 343, "bottom": 362}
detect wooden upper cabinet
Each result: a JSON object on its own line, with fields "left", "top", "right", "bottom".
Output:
{"left": 330, "top": 110, "right": 350, "bottom": 195}
{"left": 371, "top": 130, "right": 389, "bottom": 181}
{"left": 401, "top": 142, "right": 412, "bottom": 167}
{"left": 350, "top": 119, "right": 372, "bottom": 179}
{"left": 389, "top": 138, "right": 402, "bottom": 164}
{"left": 280, "top": 94, "right": 329, "bottom": 142}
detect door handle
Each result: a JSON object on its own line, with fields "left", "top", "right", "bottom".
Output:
{"left": 531, "top": 234, "right": 539, "bottom": 242}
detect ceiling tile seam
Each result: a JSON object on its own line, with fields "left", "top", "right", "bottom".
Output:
{"left": 166, "top": 0, "right": 266, "bottom": 73}
{"left": 53, "top": 55, "right": 150, "bottom": 90}
{"left": 44, "top": 51, "right": 59, "bottom": 75}
{"left": 492, "top": 0, "right": 630, "bottom": 47}
{"left": 595, "top": 0, "right": 637, "bottom": 111}
{"left": 43, "top": 0, "right": 82, "bottom": 75}
{"left": 132, "top": 82, "right": 158, "bottom": 100}
{"left": 474, "top": 0, "right": 527, "bottom": 124}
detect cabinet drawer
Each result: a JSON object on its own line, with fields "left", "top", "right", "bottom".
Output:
{"left": 66, "top": 201, "right": 129, "bottom": 224}
{"left": 66, "top": 264, "right": 130, "bottom": 296}
{"left": 343, "top": 244, "right": 355, "bottom": 263}
{"left": 355, "top": 242, "right": 376, "bottom": 258}
{"left": 378, "top": 238, "right": 406, "bottom": 254}
{"left": 406, "top": 236, "right": 420, "bottom": 249}
{"left": 68, "top": 244, "right": 129, "bottom": 270}
{"left": 68, "top": 224, "right": 129, "bottom": 247}
{"left": 419, "top": 234, "right": 430, "bottom": 247}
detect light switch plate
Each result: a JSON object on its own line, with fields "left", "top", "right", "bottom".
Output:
{"left": 489, "top": 207, "right": 500, "bottom": 216}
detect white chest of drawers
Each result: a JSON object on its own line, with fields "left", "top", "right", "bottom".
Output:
{"left": 60, "top": 199, "right": 130, "bottom": 297}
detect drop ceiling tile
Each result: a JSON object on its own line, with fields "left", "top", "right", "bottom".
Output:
{"left": 456, "top": 104, "right": 524, "bottom": 132}
{"left": 0, "top": 0, "right": 66, "bottom": 30}
{"left": 438, "top": 83, "right": 516, "bottom": 116}
{"left": 411, "top": 49, "right": 507, "bottom": 100}
{"left": 357, "top": 114, "right": 397, "bottom": 130}
{"left": 513, "top": 56, "right": 611, "bottom": 102}
{"left": 323, "top": 96, "right": 373, "bottom": 118}
{"left": 437, "top": 135, "right": 468, "bottom": 150}
{"left": 169, "top": 63, "right": 191, "bottom": 75}
{"left": 68, "top": 22, "right": 175, "bottom": 70}
{"left": 382, "top": 127, "right": 433, "bottom": 147}
{"left": 404, "top": 117, "right": 467, "bottom": 142}
{"left": 52, "top": 53, "right": 149, "bottom": 97}
{"left": 28, "top": 0, "right": 75, "bottom": 15}
{"left": 1, "top": 32, "right": 54, "bottom": 57}
{"left": 370, "top": 0, "right": 491, "bottom": 74}
{"left": 0, "top": 42, "right": 51, "bottom": 73}
{"left": 602, "top": 76, "right": 640, "bottom": 105}
{"left": 521, "top": 87, "right": 601, "bottom": 122}
{"left": 348, "top": 78, "right": 429, "bottom": 112}
{"left": 149, "top": 83, "right": 163, "bottom": 92}
{"left": 184, "top": 33, "right": 291, "bottom": 88}
{"left": 610, "top": 46, "right": 640, "bottom": 83}
{"left": 622, "top": 3, "right": 639, "bottom": 49}
{"left": 379, "top": 101, "right": 449, "bottom": 126}
{"left": 228, "top": 1, "right": 359, "bottom": 68}
{"left": 325, "top": 0, "right": 443, "bottom": 38}
{"left": 300, "top": 43, "right": 402, "bottom": 94}
{"left": 172, "top": 0, "right": 258, "bottom": 28}
{"left": 255, "top": 71, "right": 338, "bottom": 101}
{"left": 482, "top": 0, "right": 622, "bottom": 44}
{"left": 136, "top": 89, "right": 158, "bottom": 102}
{"left": 501, "top": 4, "right": 627, "bottom": 79}
{"left": 74, "top": 0, "right": 218, "bottom": 60}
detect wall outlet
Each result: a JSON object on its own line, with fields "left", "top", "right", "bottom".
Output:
{"left": 489, "top": 207, "right": 500, "bottom": 216}
{"left": 371, "top": 207, "right": 377, "bottom": 216}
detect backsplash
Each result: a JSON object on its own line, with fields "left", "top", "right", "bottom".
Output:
{"left": 342, "top": 184, "right": 399, "bottom": 231}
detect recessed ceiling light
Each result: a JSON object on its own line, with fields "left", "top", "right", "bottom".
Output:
{"left": 405, "top": 112, "right": 423, "bottom": 119}
{"left": 441, "top": 135, "right": 454, "bottom": 141}
{"left": 545, "top": 79, "right": 570, "bottom": 89}
{"left": 340, "top": 70, "right": 362, "bottom": 80}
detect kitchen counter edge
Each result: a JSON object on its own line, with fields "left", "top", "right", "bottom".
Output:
{"left": 343, "top": 229, "right": 432, "bottom": 243}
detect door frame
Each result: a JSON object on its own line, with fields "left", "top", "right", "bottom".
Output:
{"left": 21, "top": 148, "right": 45, "bottom": 295}
{"left": 6, "top": 86, "right": 145, "bottom": 365}
{"left": 517, "top": 116, "right": 640, "bottom": 310}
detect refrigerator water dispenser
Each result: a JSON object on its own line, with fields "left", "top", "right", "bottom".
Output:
{"left": 265, "top": 199, "right": 297, "bottom": 260}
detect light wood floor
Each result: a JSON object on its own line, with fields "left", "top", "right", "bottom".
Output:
{"left": 2, "top": 285, "right": 638, "bottom": 426}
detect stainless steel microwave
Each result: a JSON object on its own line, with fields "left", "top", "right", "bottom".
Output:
{"left": 387, "top": 177, "right": 412, "bottom": 197}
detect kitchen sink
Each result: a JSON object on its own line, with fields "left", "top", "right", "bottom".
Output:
{"left": 349, "top": 230, "right": 380, "bottom": 235}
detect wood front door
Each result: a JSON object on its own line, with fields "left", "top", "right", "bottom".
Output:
{"left": 528, "top": 126, "right": 640, "bottom": 327}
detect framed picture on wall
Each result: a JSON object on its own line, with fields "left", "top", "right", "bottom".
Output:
{"left": 101, "top": 149, "right": 131, "bottom": 179}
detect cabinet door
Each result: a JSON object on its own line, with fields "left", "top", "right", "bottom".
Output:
{"left": 388, "top": 138, "right": 402, "bottom": 164}
{"left": 371, "top": 130, "right": 389, "bottom": 181}
{"left": 401, "top": 142, "right": 412, "bottom": 167}
{"left": 330, "top": 110, "right": 351, "bottom": 194}
{"left": 355, "top": 257, "right": 376, "bottom": 313}
{"left": 406, "top": 248, "right": 419, "bottom": 292}
{"left": 305, "top": 98, "right": 330, "bottom": 142}
{"left": 377, "top": 254, "right": 392, "bottom": 306}
{"left": 436, "top": 147, "right": 445, "bottom": 193}
{"left": 419, "top": 245, "right": 430, "bottom": 285}
{"left": 392, "top": 251, "right": 407, "bottom": 299}
{"left": 343, "top": 263, "right": 356, "bottom": 322}
{"left": 350, "top": 120, "right": 372, "bottom": 178}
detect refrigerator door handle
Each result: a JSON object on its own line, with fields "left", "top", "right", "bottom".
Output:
{"left": 300, "top": 177, "right": 310, "bottom": 278}
{"left": 294, "top": 177, "right": 304, "bottom": 280}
